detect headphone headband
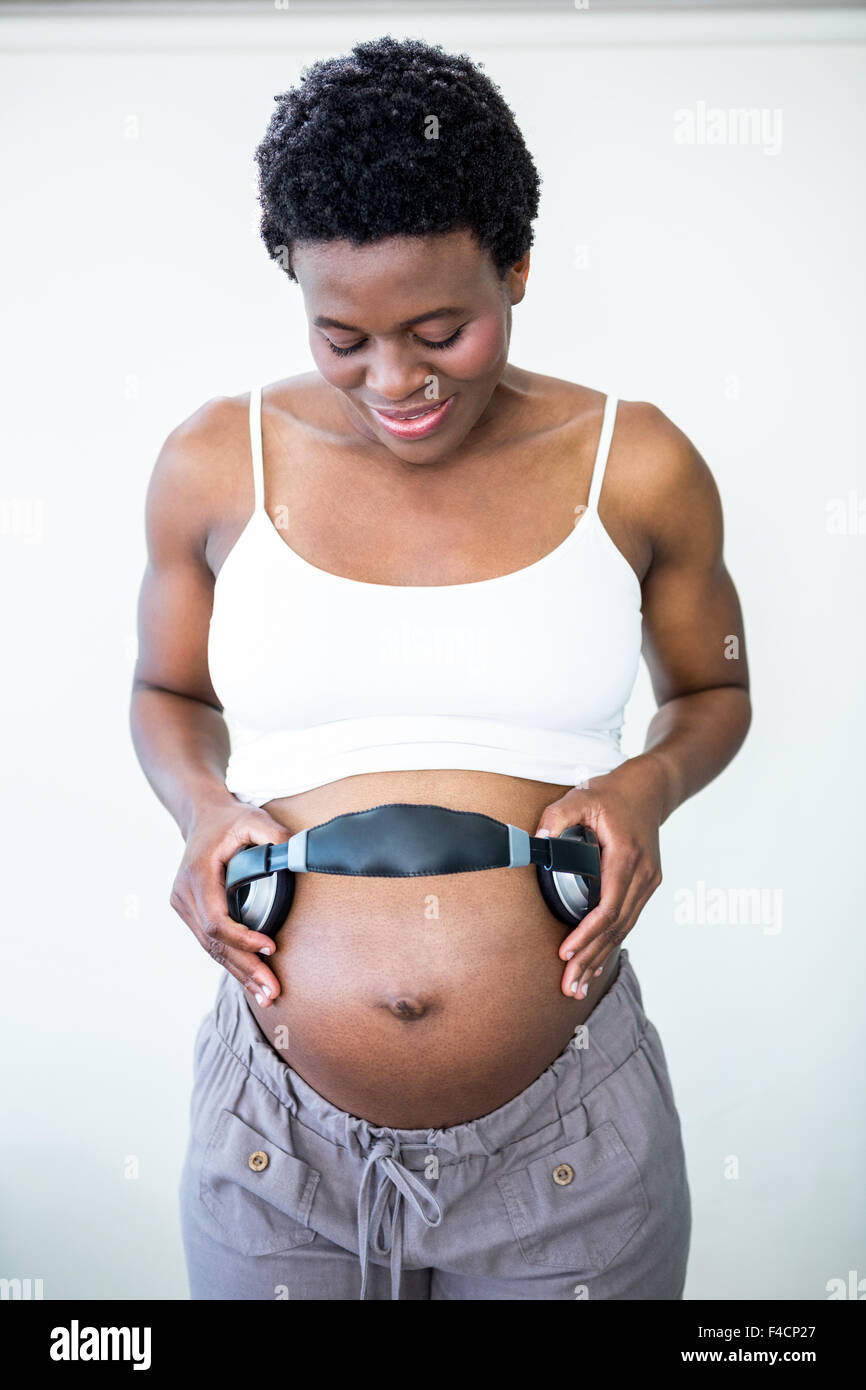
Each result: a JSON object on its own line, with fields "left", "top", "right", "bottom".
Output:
{"left": 225, "top": 803, "right": 600, "bottom": 887}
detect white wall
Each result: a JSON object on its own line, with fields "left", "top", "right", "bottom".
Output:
{"left": 1, "top": 2, "right": 864, "bottom": 1301}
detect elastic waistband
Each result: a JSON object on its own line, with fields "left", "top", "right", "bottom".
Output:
{"left": 210, "top": 947, "right": 648, "bottom": 1164}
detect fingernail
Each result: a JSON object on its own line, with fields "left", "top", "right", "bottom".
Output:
{"left": 594, "top": 966, "right": 603, "bottom": 977}
{"left": 260, "top": 983, "right": 272, "bottom": 998}
{"left": 254, "top": 992, "right": 264, "bottom": 1005}
{"left": 537, "top": 828, "right": 551, "bottom": 838}
{"left": 258, "top": 944, "right": 273, "bottom": 956}
{"left": 564, "top": 950, "right": 575, "bottom": 961}
{"left": 571, "top": 981, "right": 588, "bottom": 997}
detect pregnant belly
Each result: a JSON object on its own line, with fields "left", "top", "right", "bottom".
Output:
{"left": 245, "top": 769, "right": 619, "bottom": 1128}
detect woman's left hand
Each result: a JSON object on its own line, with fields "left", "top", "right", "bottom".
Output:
{"left": 533, "top": 754, "right": 669, "bottom": 998}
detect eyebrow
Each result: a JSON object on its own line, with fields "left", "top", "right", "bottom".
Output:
{"left": 313, "top": 306, "right": 465, "bottom": 332}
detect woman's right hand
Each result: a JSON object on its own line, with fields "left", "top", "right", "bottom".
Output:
{"left": 170, "top": 800, "right": 291, "bottom": 1007}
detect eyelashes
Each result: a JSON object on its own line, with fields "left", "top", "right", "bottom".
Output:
{"left": 326, "top": 324, "right": 467, "bottom": 358}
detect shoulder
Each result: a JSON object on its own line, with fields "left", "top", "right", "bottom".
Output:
{"left": 147, "top": 372, "right": 312, "bottom": 496}
{"left": 613, "top": 397, "right": 711, "bottom": 484}
{"left": 150, "top": 370, "right": 320, "bottom": 484}
{"left": 540, "top": 373, "right": 708, "bottom": 481}
{"left": 149, "top": 391, "right": 247, "bottom": 501}
{"left": 537, "top": 371, "right": 712, "bottom": 475}
{"left": 537, "top": 373, "right": 725, "bottom": 565}
{"left": 144, "top": 390, "right": 256, "bottom": 562}
{"left": 611, "top": 397, "right": 725, "bottom": 564}
{"left": 145, "top": 371, "right": 328, "bottom": 526}
{"left": 527, "top": 371, "right": 716, "bottom": 506}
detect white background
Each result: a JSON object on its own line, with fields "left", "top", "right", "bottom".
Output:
{"left": 1, "top": 1, "right": 864, "bottom": 1300}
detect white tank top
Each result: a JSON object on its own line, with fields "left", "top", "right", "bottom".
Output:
{"left": 207, "top": 386, "right": 643, "bottom": 805}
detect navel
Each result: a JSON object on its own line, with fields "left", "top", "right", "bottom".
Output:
{"left": 384, "top": 996, "right": 428, "bottom": 1021}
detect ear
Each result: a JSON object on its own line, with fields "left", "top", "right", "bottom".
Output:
{"left": 506, "top": 250, "right": 531, "bottom": 305}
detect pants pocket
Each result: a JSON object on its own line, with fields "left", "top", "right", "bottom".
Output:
{"left": 200, "top": 1108, "right": 320, "bottom": 1257}
{"left": 496, "top": 1119, "right": 649, "bottom": 1274}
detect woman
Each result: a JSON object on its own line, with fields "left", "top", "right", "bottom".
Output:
{"left": 131, "top": 36, "right": 750, "bottom": 1300}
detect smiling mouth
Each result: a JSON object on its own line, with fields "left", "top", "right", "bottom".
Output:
{"left": 369, "top": 399, "right": 449, "bottom": 421}
{"left": 366, "top": 393, "right": 457, "bottom": 439}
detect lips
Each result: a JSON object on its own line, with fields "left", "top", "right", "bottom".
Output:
{"left": 372, "top": 401, "right": 442, "bottom": 421}
{"left": 369, "top": 394, "right": 456, "bottom": 439}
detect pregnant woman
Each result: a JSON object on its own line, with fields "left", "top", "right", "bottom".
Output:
{"left": 130, "top": 36, "right": 750, "bottom": 1300}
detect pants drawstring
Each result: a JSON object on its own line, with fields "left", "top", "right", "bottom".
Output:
{"left": 356, "top": 1136, "right": 442, "bottom": 1300}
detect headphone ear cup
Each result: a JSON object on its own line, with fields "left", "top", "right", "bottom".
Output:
{"left": 536, "top": 854, "right": 577, "bottom": 926}
{"left": 228, "top": 869, "right": 295, "bottom": 941}
{"left": 536, "top": 826, "right": 601, "bottom": 928}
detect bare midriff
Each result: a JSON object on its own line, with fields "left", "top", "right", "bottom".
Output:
{"left": 245, "top": 766, "right": 620, "bottom": 1129}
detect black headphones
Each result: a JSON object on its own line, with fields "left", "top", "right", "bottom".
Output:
{"left": 226, "top": 803, "right": 600, "bottom": 941}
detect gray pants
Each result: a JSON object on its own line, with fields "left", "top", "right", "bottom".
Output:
{"left": 179, "top": 948, "right": 691, "bottom": 1300}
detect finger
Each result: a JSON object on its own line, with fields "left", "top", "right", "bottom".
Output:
{"left": 569, "top": 928, "right": 630, "bottom": 997}
{"left": 193, "top": 911, "right": 282, "bottom": 1002}
{"left": 200, "top": 813, "right": 293, "bottom": 967}
{"left": 561, "top": 910, "right": 635, "bottom": 997}
{"left": 559, "top": 861, "right": 647, "bottom": 995}
{"left": 533, "top": 789, "right": 591, "bottom": 839}
{"left": 589, "top": 941, "right": 620, "bottom": 980}
{"left": 561, "top": 914, "right": 621, "bottom": 996}
{"left": 189, "top": 818, "right": 291, "bottom": 955}
{"left": 196, "top": 872, "right": 283, "bottom": 959}
{"left": 211, "top": 942, "right": 282, "bottom": 1006}
{"left": 171, "top": 879, "right": 281, "bottom": 967}
{"left": 183, "top": 873, "right": 282, "bottom": 992}
{"left": 565, "top": 870, "right": 655, "bottom": 995}
{"left": 223, "top": 811, "right": 292, "bottom": 859}
{"left": 557, "top": 827, "right": 653, "bottom": 958}
{"left": 558, "top": 859, "right": 633, "bottom": 967}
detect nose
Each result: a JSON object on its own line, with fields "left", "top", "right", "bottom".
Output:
{"left": 364, "top": 341, "right": 430, "bottom": 404}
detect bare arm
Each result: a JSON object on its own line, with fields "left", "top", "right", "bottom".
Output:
{"left": 537, "top": 402, "right": 752, "bottom": 995}
{"left": 130, "top": 403, "right": 236, "bottom": 836}
{"left": 129, "top": 399, "right": 288, "bottom": 1003}
{"left": 631, "top": 401, "right": 752, "bottom": 820}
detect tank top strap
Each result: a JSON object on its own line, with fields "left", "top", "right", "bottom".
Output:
{"left": 248, "top": 385, "right": 265, "bottom": 511}
{"left": 586, "top": 394, "right": 619, "bottom": 515}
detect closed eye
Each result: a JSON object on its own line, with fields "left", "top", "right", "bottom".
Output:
{"left": 325, "top": 324, "right": 467, "bottom": 358}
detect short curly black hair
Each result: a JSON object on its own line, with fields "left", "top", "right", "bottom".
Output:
{"left": 254, "top": 34, "right": 541, "bottom": 282}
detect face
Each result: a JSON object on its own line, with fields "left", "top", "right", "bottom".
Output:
{"left": 293, "top": 227, "right": 529, "bottom": 463}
